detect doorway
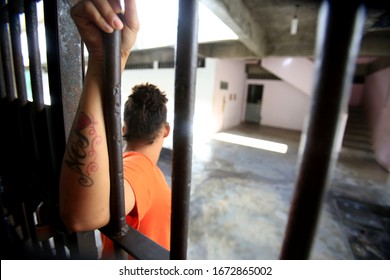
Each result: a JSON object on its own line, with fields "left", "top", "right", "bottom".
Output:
{"left": 245, "top": 84, "right": 263, "bottom": 124}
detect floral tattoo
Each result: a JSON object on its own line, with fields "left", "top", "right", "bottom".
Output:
{"left": 65, "top": 112, "right": 102, "bottom": 187}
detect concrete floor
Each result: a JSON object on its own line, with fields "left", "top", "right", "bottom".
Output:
{"left": 158, "top": 123, "right": 390, "bottom": 260}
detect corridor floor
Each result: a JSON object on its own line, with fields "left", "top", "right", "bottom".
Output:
{"left": 158, "top": 123, "right": 390, "bottom": 260}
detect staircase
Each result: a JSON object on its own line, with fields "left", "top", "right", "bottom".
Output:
{"left": 342, "top": 106, "right": 374, "bottom": 157}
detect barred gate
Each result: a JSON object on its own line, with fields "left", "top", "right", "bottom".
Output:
{"left": 0, "top": 0, "right": 368, "bottom": 260}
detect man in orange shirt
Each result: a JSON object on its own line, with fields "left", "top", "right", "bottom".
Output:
{"left": 59, "top": 0, "right": 171, "bottom": 257}
{"left": 101, "top": 84, "right": 171, "bottom": 258}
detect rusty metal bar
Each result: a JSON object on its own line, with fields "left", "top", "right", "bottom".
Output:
{"left": 280, "top": 0, "right": 366, "bottom": 259}
{"left": 170, "top": 0, "right": 199, "bottom": 260}
{"left": 0, "top": 1, "right": 16, "bottom": 102}
{"left": 24, "top": 0, "right": 44, "bottom": 112}
{"left": 103, "top": 23, "right": 127, "bottom": 259}
{"left": 40, "top": 0, "right": 73, "bottom": 259}
{"left": 100, "top": 226, "right": 170, "bottom": 260}
{"left": 100, "top": 13, "right": 171, "bottom": 261}
{"left": 40, "top": 0, "right": 98, "bottom": 259}
{"left": 9, "top": 0, "right": 27, "bottom": 106}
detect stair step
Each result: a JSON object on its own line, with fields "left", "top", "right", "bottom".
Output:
{"left": 345, "top": 121, "right": 369, "bottom": 127}
{"left": 342, "top": 141, "right": 374, "bottom": 152}
{"left": 344, "top": 130, "right": 371, "bottom": 139}
{"left": 342, "top": 106, "right": 375, "bottom": 155}
{"left": 343, "top": 136, "right": 371, "bottom": 145}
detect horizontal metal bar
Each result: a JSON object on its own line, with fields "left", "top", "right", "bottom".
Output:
{"left": 100, "top": 226, "right": 169, "bottom": 260}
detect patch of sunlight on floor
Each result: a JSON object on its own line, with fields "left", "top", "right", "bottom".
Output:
{"left": 212, "top": 132, "right": 288, "bottom": 154}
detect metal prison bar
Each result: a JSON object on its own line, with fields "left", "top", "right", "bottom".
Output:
{"left": 100, "top": 0, "right": 199, "bottom": 260}
{"left": 102, "top": 18, "right": 128, "bottom": 260}
{"left": 170, "top": 0, "right": 199, "bottom": 260}
{"left": 0, "top": 0, "right": 67, "bottom": 259}
{"left": 0, "top": 0, "right": 370, "bottom": 260}
{"left": 100, "top": 14, "right": 170, "bottom": 260}
{"left": 280, "top": 1, "right": 366, "bottom": 259}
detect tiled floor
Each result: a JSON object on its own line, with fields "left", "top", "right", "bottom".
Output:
{"left": 158, "top": 123, "right": 390, "bottom": 259}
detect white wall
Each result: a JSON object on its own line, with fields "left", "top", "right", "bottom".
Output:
{"left": 122, "top": 67, "right": 175, "bottom": 149}
{"left": 212, "top": 59, "right": 246, "bottom": 132}
{"left": 122, "top": 67, "right": 176, "bottom": 120}
{"left": 193, "top": 59, "right": 217, "bottom": 143}
{"left": 247, "top": 79, "right": 310, "bottom": 131}
{"left": 121, "top": 59, "right": 217, "bottom": 149}
{"left": 121, "top": 57, "right": 310, "bottom": 144}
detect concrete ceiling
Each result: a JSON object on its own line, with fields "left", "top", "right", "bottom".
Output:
{"left": 199, "top": 0, "right": 390, "bottom": 59}
{"left": 131, "top": 0, "right": 390, "bottom": 68}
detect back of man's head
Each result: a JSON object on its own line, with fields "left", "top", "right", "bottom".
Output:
{"left": 123, "top": 83, "right": 168, "bottom": 144}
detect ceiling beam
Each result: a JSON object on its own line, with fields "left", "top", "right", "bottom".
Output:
{"left": 128, "top": 47, "right": 175, "bottom": 64}
{"left": 200, "top": 0, "right": 267, "bottom": 57}
{"left": 198, "top": 40, "right": 256, "bottom": 58}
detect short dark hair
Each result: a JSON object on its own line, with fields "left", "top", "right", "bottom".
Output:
{"left": 123, "top": 83, "right": 168, "bottom": 144}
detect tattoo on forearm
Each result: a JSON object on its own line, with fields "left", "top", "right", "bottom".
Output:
{"left": 65, "top": 112, "right": 102, "bottom": 187}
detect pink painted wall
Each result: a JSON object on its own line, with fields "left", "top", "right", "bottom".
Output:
{"left": 349, "top": 84, "right": 364, "bottom": 106}
{"left": 261, "top": 57, "right": 314, "bottom": 96}
{"left": 246, "top": 79, "right": 310, "bottom": 131}
{"left": 364, "top": 67, "right": 390, "bottom": 171}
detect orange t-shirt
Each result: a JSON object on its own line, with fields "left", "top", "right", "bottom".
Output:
{"left": 101, "top": 151, "right": 171, "bottom": 258}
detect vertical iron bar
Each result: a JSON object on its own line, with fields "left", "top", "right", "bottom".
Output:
{"left": 9, "top": 0, "right": 27, "bottom": 106}
{"left": 0, "top": 44, "right": 6, "bottom": 99}
{"left": 170, "top": 0, "right": 199, "bottom": 260}
{"left": 4, "top": 1, "right": 38, "bottom": 256}
{"left": 42, "top": 0, "right": 67, "bottom": 172}
{"left": 0, "top": 1, "right": 16, "bottom": 102}
{"left": 280, "top": 0, "right": 366, "bottom": 259}
{"left": 103, "top": 25, "right": 128, "bottom": 259}
{"left": 24, "top": 0, "right": 44, "bottom": 112}
{"left": 44, "top": 0, "right": 97, "bottom": 259}
{"left": 22, "top": 0, "right": 40, "bottom": 163}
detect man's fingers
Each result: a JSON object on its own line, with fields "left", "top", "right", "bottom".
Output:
{"left": 71, "top": 0, "right": 124, "bottom": 33}
{"left": 70, "top": 0, "right": 138, "bottom": 64}
{"left": 123, "top": 0, "right": 140, "bottom": 34}
{"left": 90, "top": 0, "right": 124, "bottom": 30}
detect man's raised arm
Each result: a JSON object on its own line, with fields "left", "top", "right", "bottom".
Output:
{"left": 59, "top": 0, "right": 139, "bottom": 232}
